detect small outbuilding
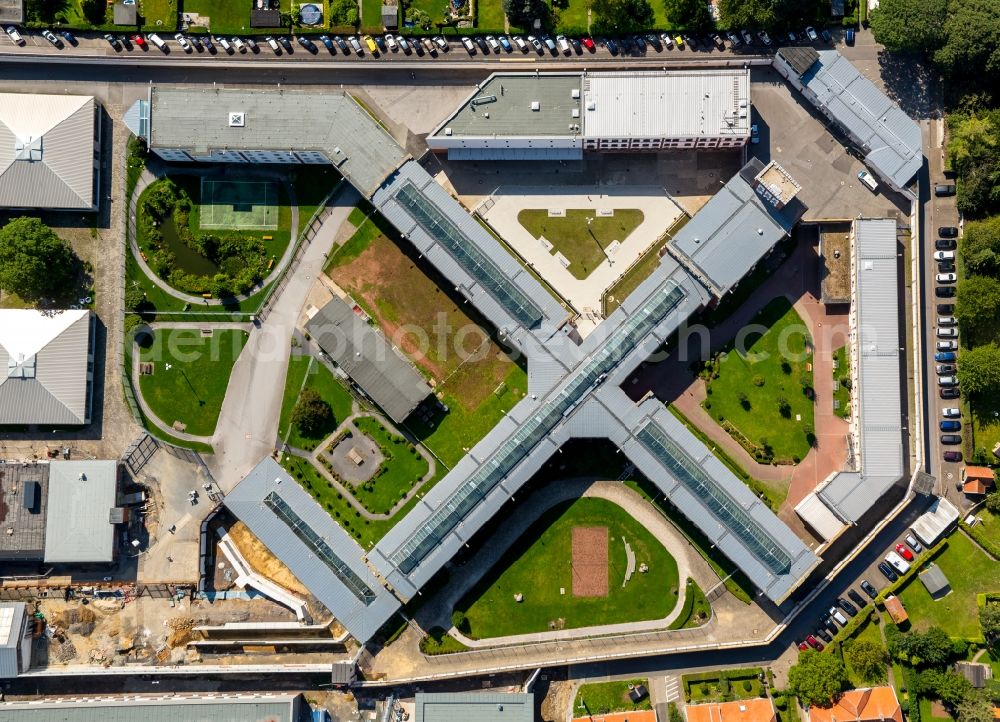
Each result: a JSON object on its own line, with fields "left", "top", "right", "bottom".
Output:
{"left": 113, "top": 2, "right": 137, "bottom": 25}
{"left": 883, "top": 595, "right": 909, "bottom": 626}
{"left": 918, "top": 563, "right": 951, "bottom": 600}
{"left": 381, "top": 3, "right": 399, "bottom": 29}
{"left": 910, "top": 496, "right": 959, "bottom": 548}
{"left": 955, "top": 661, "right": 993, "bottom": 689}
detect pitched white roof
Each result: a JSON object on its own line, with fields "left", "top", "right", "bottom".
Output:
{"left": 0, "top": 309, "right": 92, "bottom": 425}
{"left": 0, "top": 93, "right": 96, "bottom": 210}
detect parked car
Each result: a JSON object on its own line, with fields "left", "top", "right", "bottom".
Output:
{"left": 569, "top": 37, "right": 581, "bottom": 53}
{"left": 646, "top": 34, "right": 661, "bottom": 51}
{"left": 941, "top": 434, "right": 962, "bottom": 445}
{"left": 398, "top": 36, "right": 412, "bottom": 53}
{"left": 174, "top": 33, "right": 192, "bottom": 52}
{"left": 837, "top": 597, "right": 858, "bottom": 617}
{"left": 935, "top": 183, "right": 957, "bottom": 196}
{"left": 433, "top": 36, "right": 449, "bottom": 51}
{"left": 933, "top": 250, "right": 955, "bottom": 261}
{"left": 266, "top": 36, "right": 280, "bottom": 52}
{"left": 858, "top": 170, "right": 879, "bottom": 192}
{"left": 815, "top": 627, "right": 833, "bottom": 643}
{"left": 499, "top": 35, "right": 512, "bottom": 52}
{"left": 201, "top": 35, "right": 215, "bottom": 52}
{"left": 513, "top": 35, "right": 527, "bottom": 52}
{"left": 189, "top": 35, "right": 204, "bottom": 51}
{"left": 940, "top": 420, "right": 961, "bottom": 432}
{"left": 820, "top": 28, "right": 832, "bottom": 43}
{"left": 335, "top": 36, "right": 349, "bottom": 53}
{"left": 805, "top": 26, "right": 818, "bottom": 41}
{"left": 711, "top": 33, "right": 725, "bottom": 49}
{"left": 605, "top": 37, "right": 619, "bottom": 54}
{"left": 941, "top": 408, "right": 961, "bottom": 418}
{"left": 938, "top": 375, "right": 958, "bottom": 386}
{"left": 42, "top": 29, "right": 63, "bottom": 47}
{"left": 633, "top": 34, "right": 647, "bottom": 51}
{"left": 860, "top": 580, "right": 878, "bottom": 599}
{"left": 298, "top": 35, "right": 318, "bottom": 53}
{"left": 5, "top": 25, "right": 25, "bottom": 45}
{"left": 474, "top": 36, "right": 488, "bottom": 52}
{"left": 528, "top": 35, "right": 542, "bottom": 52}
{"left": 751, "top": 124, "right": 760, "bottom": 144}
{"left": 245, "top": 37, "right": 259, "bottom": 53}
{"left": 103, "top": 33, "right": 120, "bottom": 49}
{"left": 582, "top": 36, "right": 595, "bottom": 51}
{"left": 937, "top": 304, "right": 955, "bottom": 314}
{"left": 936, "top": 273, "right": 957, "bottom": 283}
{"left": 363, "top": 35, "right": 377, "bottom": 53}
{"left": 486, "top": 35, "right": 501, "bottom": 52}
{"left": 231, "top": 36, "right": 247, "bottom": 53}
{"left": 939, "top": 226, "right": 959, "bottom": 238}
{"left": 820, "top": 614, "right": 838, "bottom": 634}
{"left": 935, "top": 286, "right": 956, "bottom": 298}
{"left": 132, "top": 34, "right": 147, "bottom": 48}
{"left": 938, "top": 261, "right": 956, "bottom": 273}
{"left": 279, "top": 35, "right": 293, "bottom": 52}
{"left": 798, "top": 640, "right": 810, "bottom": 651}
{"left": 937, "top": 327, "right": 958, "bottom": 338}
{"left": 555, "top": 34, "right": 570, "bottom": 54}
{"left": 461, "top": 36, "right": 475, "bottom": 54}
{"left": 674, "top": 35, "right": 685, "bottom": 49}
{"left": 936, "top": 238, "right": 957, "bottom": 250}
{"left": 938, "top": 316, "right": 957, "bottom": 327}
{"left": 741, "top": 29, "right": 753, "bottom": 45}
{"left": 217, "top": 36, "right": 233, "bottom": 53}
{"left": 806, "top": 635, "right": 825, "bottom": 651}
{"left": 940, "top": 387, "right": 960, "bottom": 399}
{"left": 543, "top": 35, "right": 556, "bottom": 52}
{"left": 936, "top": 364, "right": 957, "bottom": 375}
{"left": 848, "top": 589, "right": 867, "bottom": 609}
{"left": 829, "top": 607, "right": 849, "bottom": 625}
{"left": 943, "top": 450, "right": 963, "bottom": 462}
{"left": 935, "top": 351, "right": 957, "bottom": 361}
{"left": 757, "top": 30, "right": 772, "bottom": 45}
{"left": 347, "top": 36, "right": 361, "bottom": 53}
{"left": 384, "top": 33, "right": 397, "bottom": 51}
{"left": 60, "top": 30, "right": 77, "bottom": 45}
{"left": 845, "top": 28, "right": 855, "bottom": 45}
{"left": 319, "top": 35, "right": 335, "bottom": 51}
{"left": 895, "top": 543, "right": 915, "bottom": 562}
{"left": 885, "top": 551, "right": 910, "bottom": 574}
{"left": 374, "top": 35, "right": 386, "bottom": 52}
{"left": 878, "top": 561, "right": 898, "bottom": 581}
{"left": 727, "top": 31, "right": 741, "bottom": 47}
{"left": 119, "top": 34, "right": 133, "bottom": 49}
{"left": 787, "top": 31, "right": 798, "bottom": 43}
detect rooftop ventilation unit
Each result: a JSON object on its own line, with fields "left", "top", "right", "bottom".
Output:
{"left": 530, "top": 101, "right": 540, "bottom": 111}
{"left": 571, "top": 88, "right": 580, "bottom": 99}
{"left": 444, "top": 128, "right": 453, "bottom": 136}
{"left": 571, "top": 108, "right": 580, "bottom": 118}
{"left": 228, "top": 112, "right": 246, "bottom": 127}
{"left": 586, "top": 101, "right": 596, "bottom": 111}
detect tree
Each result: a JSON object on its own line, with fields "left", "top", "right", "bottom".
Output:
{"left": 788, "top": 650, "right": 848, "bottom": 707}
{"left": 329, "top": 0, "right": 359, "bottom": 26}
{"left": 589, "top": 0, "right": 654, "bottom": 34}
{"left": 292, "top": 388, "right": 333, "bottom": 437}
{"left": 920, "top": 669, "right": 974, "bottom": 706}
{"left": 887, "top": 626, "right": 954, "bottom": 667}
{"left": 846, "top": 640, "right": 888, "bottom": 683}
{"left": 124, "top": 284, "right": 146, "bottom": 312}
{"left": 503, "top": 0, "right": 548, "bottom": 28}
{"left": 869, "top": 0, "right": 947, "bottom": 54}
{"left": 81, "top": 0, "right": 107, "bottom": 24}
{"left": 955, "top": 277, "right": 1000, "bottom": 341}
{"left": 986, "top": 492, "right": 1000, "bottom": 514}
{"left": 957, "top": 343, "right": 1000, "bottom": 397}
{"left": 981, "top": 602, "right": 1000, "bottom": 649}
{"left": 934, "top": 0, "right": 1000, "bottom": 77}
{"left": 662, "top": 0, "right": 712, "bottom": 31}
{"left": 0, "top": 217, "right": 77, "bottom": 302}
{"left": 956, "top": 695, "right": 995, "bottom": 722}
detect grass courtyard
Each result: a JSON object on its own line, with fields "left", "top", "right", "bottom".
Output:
{"left": 703, "top": 297, "right": 815, "bottom": 463}
{"left": 455, "top": 497, "right": 680, "bottom": 639}
{"left": 327, "top": 208, "right": 528, "bottom": 467}
{"left": 833, "top": 344, "right": 851, "bottom": 419}
{"left": 348, "top": 416, "right": 429, "bottom": 515}
{"left": 682, "top": 668, "right": 766, "bottom": 703}
{"left": 898, "top": 532, "right": 1000, "bottom": 639}
{"left": 277, "top": 354, "right": 355, "bottom": 451}
{"left": 137, "top": 328, "right": 247, "bottom": 437}
{"left": 518, "top": 209, "right": 645, "bottom": 281}
{"left": 575, "top": 679, "right": 653, "bottom": 716}
{"left": 604, "top": 215, "right": 689, "bottom": 315}
{"left": 183, "top": 0, "right": 292, "bottom": 34}
{"left": 966, "top": 392, "right": 1000, "bottom": 462}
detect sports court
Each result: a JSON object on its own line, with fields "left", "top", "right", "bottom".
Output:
{"left": 572, "top": 526, "right": 609, "bottom": 597}
{"left": 199, "top": 179, "right": 279, "bottom": 230}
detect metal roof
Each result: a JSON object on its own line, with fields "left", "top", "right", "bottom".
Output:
{"left": 0, "top": 93, "right": 96, "bottom": 210}
{"left": 149, "top": 88, "right": 409, "bottom": 198}
{"left": 0, "top": 310, "right": 93, "bottom": 425}
{"left": 793, "top": 50, "right": 921, "bottom": 189}
{"left": 306, "top": 296, "right": 431, "bottom": 424}
{"left": 910, "top": 496, "right": 959, "bottom": 547}
{"left": 43, "top": 460, "right": 119, "bottom": 564}
{"left": 818, "top": 219, "right": 903, "bottom": 523}
{"left": 918, "top": 563, "right": 950, "bottom": 597}
{"left": 668, "top": 158, "right": 803, "bottom": 296}
{"left": 430, "top": 74, "right": 583, "bottom": 138}
{"left": 223, "top": 458, "right": 400, "bottom": 643}
{"left": 0, "top": 603, "right": 27, "bottom": 679}
{"left": 415, "top": 693, "right": 534, "bottom": 722}
{"left": 0, "top": 694, "right": 303, "bottom": 721}
{"left": 583, "top": 69, "right": 751, "bottom": 139}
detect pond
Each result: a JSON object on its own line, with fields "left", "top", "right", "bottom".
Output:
{"left": 159, "top": 215, "right": 220, "bottom": 277}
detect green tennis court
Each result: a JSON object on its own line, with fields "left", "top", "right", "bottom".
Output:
{"left": 200, "top": 179, "right": 279, "bottom": 230}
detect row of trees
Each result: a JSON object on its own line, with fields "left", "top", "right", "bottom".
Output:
{"left": 955, "top": 216, "right": 1000, "bottom": 405}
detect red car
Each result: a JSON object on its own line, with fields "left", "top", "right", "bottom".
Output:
{"left": 582, "top": 37, "right": 595, "bottom": 51}
{"left": 895, "top": 543, "right": 914, "bottom": 561}
{"left": 806, "top": 634, "right": 825, "bottom": 652}
{"left": 797, "top": 640, "right": 809, "bottom": 651}
{"left": 132, "top": 34, "right": 147, "bottom": 48}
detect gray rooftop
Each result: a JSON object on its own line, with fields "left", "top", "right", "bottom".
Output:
{"left": 0, "top": 464, "right": 48, "bottom": 561}
{"left": 415, "top": 693, "right": 534, "bottom": 722}
{"left": 918, "top": 563, "right": 950, "bottom": 598}
{"left": 306, "top": 296, "right": 432, "bottom": 424}
{"left": 43, "top": 460, "right": 119, "bottom": 564}
{"left": 818, "top": 219, "right": 904, "bottom": 522}
{"left": 149, "top": 88, "right": 409, "bottom": 198}
{"left": 668, "top": 158, "right": 803, "bottom": 296}
{"left": 785, "top": 49, "right": 921, "bottom": 189}
{"left": 0, "top": 603, "right": 28, "bottom": 678}
{"left": 0, "top": 694, "right": 303, "bottom": 721}
{"left": 0, "top": 93, "right": 96, "bottom": 210}
{"left": 0, "top": 0, "right": 22, "bottom": 23}
{"left": 224, "top": 457, "right": 400, "bottom": 643}
{"left": 431, "top": 74, "right": 583, "bottom": 138}
{"left": 0, "top": 310, "right": 94, "bottom": 426}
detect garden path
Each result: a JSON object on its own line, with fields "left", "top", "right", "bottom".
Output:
{"left": 128, "top": 161, "right": 300, "bottom": 306}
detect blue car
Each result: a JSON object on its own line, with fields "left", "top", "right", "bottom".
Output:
{"left": 940, "top": 420, "right": 961, "bottom": 432}
{"left": 846, "top": 28, "right": 855, "bottom": 45}
{"left": 498, "top": 35, "right": 512, "bottom": 52}
{"left": 319, "top": 35, "right": 335, "bottom": 51}
{"left": 935, "top": 351, "right": 957, "bottom": 362}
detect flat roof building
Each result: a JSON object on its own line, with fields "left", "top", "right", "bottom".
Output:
{"left": 0, "top": 603, "right": 32, "bottom": 678}
{"left": 428, "top": 70, "right": 751, "bottom": 160}
{"left": 0, "top": 93, "right": 101, "bottom": 211}
{"left": 414, "top": 693, "right": 534, "bottom": 722}
{"left": 773, "top": 48, "right": 921, "bottom": 194}
{"left": 306, "top": 296, "right": 432, "bottom": 424}
{"left": 910, "top": 497, "right": 959, "bottom": 547}
{"left": 0, "top": 0, "right": 23, "bottom": 23}
{"left": 44, "top": 460, "right": 120, "bottom": 564}
{"left": 0, "top": 310, "right": 96, "bottom": 426}
{"left": 0, "top": 693, "right": 306, "bottom": 720}
{"left": 0, "top": 464, "right": 48, "bottom": 562}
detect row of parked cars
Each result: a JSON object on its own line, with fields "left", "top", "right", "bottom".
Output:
{"left": 799, "top": 536, "right": 922, "bottom": 652}
{"left": 933, "top": 225, "right": 964, "bottom": 461}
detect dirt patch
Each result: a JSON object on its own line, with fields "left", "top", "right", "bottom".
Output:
{"left": 227, "top": 520, "right": 310, "bottom": 597}
{"left": 819, "top": 224, "right": 851, "bottom": 304}
{"left": 541, "top": 680, "right": 576, "bottom": 722}
{"left": 571, "top": 526, "right": 609, "bottom": 598}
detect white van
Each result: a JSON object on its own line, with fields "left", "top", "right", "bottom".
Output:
{"left": 148, "top": 32, "right": 167, "bottom": 51}
{"left": 557, "top": 34, "right": 570, "bottom": 54}
{"left": 858, "top": 170, "right": 879, "bottom": 192}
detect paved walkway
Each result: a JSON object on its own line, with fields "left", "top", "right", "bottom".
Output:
{"left": 482, "top": 186, "right": 685, "bottom": 315}
{"left": 128, "top": 162, "right": 300, "bottom": 307}
{"left": 209, "top": 186, "right": 361, "bottom": 492}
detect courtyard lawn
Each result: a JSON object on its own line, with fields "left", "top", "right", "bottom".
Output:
{"left": 476, "top": 0, "right": 507, "bottom": 29}
{"left": 140, "top": 0, "right": 178, "bottom": 28}
{"left": 348, "top": 416, "right": 429, "bottom": 514}
{"left": 967, "top": 392, "right": 1000, "bottom": 462}
{"left": 604, "top": 215, "right": 688, "bottom": 315}
{"left": 360, "top": 0, "right": 383, "bottom": 30}
{"left": 898, "top": 532, "right": 1000, "bottom": 639}
{"left": 327, "top": 211, "right": 527, "bottom": 467}
{"left": 518, "top": 208, "right": 645, "bottom": 281}
{"left": 833, "top": 344, "right": 851, "bottom": 419}
{"left": 137, "top": 328, "right": 247, "bottom": 437}
{"left": 183, "top": 0, "right": 291, "bottom": 34}
{"left": 550, "top": 0, "right": 589, "bottom": 31}
{"left": 682, "top": 668, "right": 766, "bottom": 703}
{"left": 575, "top": 679, "right": 653, "bottom": 716}
{"left": 455, "top": 497, "right": 680, "bottom": 639}
{"left": 669, "top": 578, "right": 711, "bottom": 629}
{"left": 703, "top": 296, "right": 815, "bottom": 463}
{"left": 280, "top": 356, "right": 355, "bottom": 451}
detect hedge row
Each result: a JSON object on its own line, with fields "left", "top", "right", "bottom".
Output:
{"left": 961, "top": 520, "right": 1000, "bottom": 560}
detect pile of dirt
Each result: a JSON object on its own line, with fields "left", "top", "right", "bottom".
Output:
{"left": 54, "top": 606, "right": 98, "bottom": 637}
{"left": 49, "top": 638, "right": 78, "bottom": 663}
{"left": 226, "top": 521, "right": 310, "bottom": 596}
{"left": 166, "top": 617, "right": 195, "bottom": 648}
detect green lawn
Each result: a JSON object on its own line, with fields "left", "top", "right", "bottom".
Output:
{"left": 476, "top": 0, "right": 507, "bottom": 29}
{"left": 575, "top": 679, "right": 652, "bottom": 716}
{"left": 348, "top": 416, "right": 429, "bottom": 514}
{"left": 328, "top": 210, "right": 528, "bottom": 467}
{"left": 141, "top": 0, "right": 178, "bottom": 28}
{"left": 456, "top": 497, "right": 680, "bottom": 638}
{"left": 604, "top": 215, "right": 688, "bottom": 315}
{"left": 420, "top": 626, "right": 470, "bottom": 655}
{"left": 669, "top": 578, "right": 711, "bottom": 629}
{"left": 279, "top": 356, "right": 355, "bottom": 451}
{"left": 919, "top": 697, "right": 953, "bottom": 722}
{"left": 137, "top": 328, "right": 247, "bottom": 436}
{"left": 550, "top": 0, "right": 589, "bottom": 31}
{"left": 518, "top": 209, "right": 645, "bottom": 281}
{"left": 183, "top": 0, "right": 291, "bottom": 34}
{"left": 682, "top": 668, "right": 765, "bottom": 703}
{"left": 898, "top": 532, "right": 1000, "bottom": 638}
{"left": 967, "top": 392, "right": 1000, "bottom": 462}
{"left": 833, "top": 344, "right": 851, "bottom": 419}
{"left": 703, "top": 297, "right": 815, "bottom": 463}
